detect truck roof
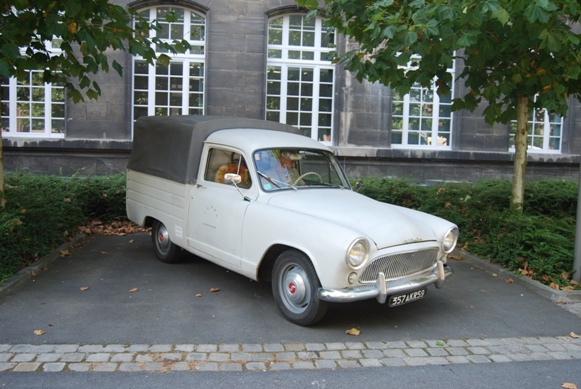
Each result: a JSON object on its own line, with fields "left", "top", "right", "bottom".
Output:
{"left": 205, "top": 128, "right": 328, "bottom": 151}
{"left": 128, "top": 115, "right": 302, "bottom": 184}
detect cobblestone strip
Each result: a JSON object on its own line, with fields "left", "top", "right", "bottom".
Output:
{"left": 0, "top": 336, "right": 579, "bottom": 372}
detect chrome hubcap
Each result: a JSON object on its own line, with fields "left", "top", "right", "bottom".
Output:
{"left": 156, "top": 224, "right": 171, "bottom": 253}
{"left": 280, "top": 265, "right": 310, "bottom": 313}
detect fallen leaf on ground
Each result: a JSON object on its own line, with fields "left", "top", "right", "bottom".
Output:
{"left": 562, "top": 383, "right": 577, "bottom": 389}
{"left": 571, "top": 332, "right": 579, "bottom": 339}
{"left": 448, "top": 254, "right": 463, "bottom": 261}
{"left": 129, "top": 288, "right": 139, "bottom": 293}
{"left": 492, "top": 273, "right": 498, "bottom": 277}
{"left": 210, "top": 288, "right": 220, "bottom": 293}
{"left": 195, "top": 293, "right": 202, "bottom": 297}
{"left": 505, "top": 278, "right": 514, "bottom": 284}
{"left": 82, "top": 220, "right": 149, "bottom": 236}
{"left": 60, "top": 249, "right": 69, "bottom": 257}
{"left": 550, "top": 282, "right": 561, "bottom": 291}
{"left": 345, "top": 328, "right": 361, "bottom": 336}
{"left": 34, "top": 330, "right": 45, "bottom": 336}
{"left": 80, "top": 286, "right": 89, "bottom": 291}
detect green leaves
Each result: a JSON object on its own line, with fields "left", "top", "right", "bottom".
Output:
{"left": 1, "top": 0, "right": 191, "bottom": 102}
{"left": 524, "top": 0, "right": 558, "bottom": 23}
{"left": 315, "top": 0, "right": 581, "bottom": 124}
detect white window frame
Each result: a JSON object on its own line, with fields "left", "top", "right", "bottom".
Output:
{"left": 509, "top": 99, "right": 563, "bottom": 154}
{"left": 391, "top": 60, "right": 455, "bottom": 150}
{"left": 1, "top": 41, "right": 65, "bottom": 139}
{"left": 131, "top": 6, "right": 206, "bottom": 129}
{"left": 266, "top": 14, "right": 335, "bottom": 143}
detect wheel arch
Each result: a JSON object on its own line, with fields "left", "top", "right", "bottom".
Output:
{"left": 257, "top": 244, "right": 312, "bottom": 283}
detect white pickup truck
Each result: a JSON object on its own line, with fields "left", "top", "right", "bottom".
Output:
{"left": 126, "top": 115, "right": 458, "bottom": 325}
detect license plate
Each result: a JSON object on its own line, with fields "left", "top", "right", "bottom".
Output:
{"left": 388, "top": 289, "right": 427, "bottom": 307}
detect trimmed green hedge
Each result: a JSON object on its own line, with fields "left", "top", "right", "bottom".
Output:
{"left": 356, "top": 177, "right": 578, "bottom": 289}
{"left": 0, "top": 173, "right": 578, "bottom": 289}
{"left": 0, "top": 173, "right": 126, "bottom": 284}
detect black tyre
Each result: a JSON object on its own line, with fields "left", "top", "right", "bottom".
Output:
{"left": 151, "top": 220, "right": 182, "bottom": 263}
{"left": 272, "top": 250, "right": 328, "bottom": 326}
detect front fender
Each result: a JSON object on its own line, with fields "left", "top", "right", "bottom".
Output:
{"left": 240, "top": 201, "right": 364, "bottom": 288}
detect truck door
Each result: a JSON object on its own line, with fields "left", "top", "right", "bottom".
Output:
{"left": 187, "top": 148, "right": 255, "bottom": 268}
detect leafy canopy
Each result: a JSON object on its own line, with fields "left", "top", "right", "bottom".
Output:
{"left": 297, "top": 0, "right": 581, "bottom": 125}
{"left": 0, "top": 0, "right": 191, "bottom": 102}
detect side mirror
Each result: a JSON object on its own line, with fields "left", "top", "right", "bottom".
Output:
{"left": 224, "top": 173, "right": 251, "bottom": 202}
{"left": 224, "top": 173, "right": 241, "bottom": 185}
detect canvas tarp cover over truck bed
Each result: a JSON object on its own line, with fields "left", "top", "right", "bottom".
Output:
{"left": 127, "top": 115, "right": 300, "bottom": 184}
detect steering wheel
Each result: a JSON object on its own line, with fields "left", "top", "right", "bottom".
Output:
{"left": 292, "top": 172, "right": 323, "bottom": 186}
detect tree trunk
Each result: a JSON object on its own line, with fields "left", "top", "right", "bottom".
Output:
{"left": 0, "top": 129, "right": 4, "bottom": 210}
{"left": 512, "top": 95, "right": 529, "bottom": 211}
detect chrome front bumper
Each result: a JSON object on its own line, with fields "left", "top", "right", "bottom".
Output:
{"left": 317, "top": 260, "right": 453, "bottom": 304}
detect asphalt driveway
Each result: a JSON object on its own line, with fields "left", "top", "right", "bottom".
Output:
{"left": 0, "top": 232, "right": 580, "bottom": 346}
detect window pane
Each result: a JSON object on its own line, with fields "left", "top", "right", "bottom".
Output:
{"left": 287, "top": 97, "right": 298, "bottom": 111}
{"left": 267, "top": 96, "right": 280, "bottom": 110}
{"left": 52, "top": 119, "right": 65, "bottom": 133}
{"left": 269, "top": 29, "right": 282, "bottom": 45}
{"left": 287, "top": 83, "right": 299, "bottom": 96}
{"left": 266, "top": 14, "right": 335, "bottom": 140}
{"left": 391, "top": 130, "right": 403, "bottom": 144}
{"left": 133, "top": 7, "right": 206, "bottom": 121}
{"left": 266, "top": 111, "right": 280, "bottom": 122}
{"left": 301, "top": 83, "right": 313, "bottom": 96}
{"left": 319, "top": 99, "right": 332, "bottom": 112}
{"left": 288, "top": 68, "right": 300, "bottom": 81}
{"left": 303, "top": 32, "right": 315, "bottom": 47}
{"left": 319, "top": 84, "right": 332, "bottom": 97}
{"left": 319, "top": 69, "right": 333, "bottom": 83}
{"left": 286, "top": 112, "right": 298, "bottom": 125}
{"left": 267, "top": 81, "right": 280, "bottom": 95}
{"left": 289, "top": 31, "right": 301, "bottom": 46}
{"left": 318, "top": 113, "right": 331, "bottom": 127}
{"left": 267, "top": 66, "right": 281, "bottom": 80}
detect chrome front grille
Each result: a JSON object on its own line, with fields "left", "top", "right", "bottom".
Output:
{"left": 359, "top": 248, "right": 439, "bottom": 283}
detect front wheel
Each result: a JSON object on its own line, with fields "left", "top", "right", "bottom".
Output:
{"left": 272, "top": 250, "right": 328, "bottom": 326}
{"left": 151, "top": 220, "right": 182, "bottom": 263}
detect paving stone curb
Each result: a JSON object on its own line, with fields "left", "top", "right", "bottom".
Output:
{"left": 0, "top": 336, "right": 579, "bottom": 373}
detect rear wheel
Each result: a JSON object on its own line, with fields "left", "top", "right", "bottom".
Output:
{"left": 272, "top": 249, "right": 328, "bottom": 326}
{"left": 151, "top": 220, "right": 182, "bottom": 263}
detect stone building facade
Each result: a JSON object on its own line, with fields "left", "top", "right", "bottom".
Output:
{"left": 2, "top": 0, "right": 580, "bottom": 182}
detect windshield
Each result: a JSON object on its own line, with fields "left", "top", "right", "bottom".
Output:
{"left": 253, "top": 148, "right": 351, "bottom": 191}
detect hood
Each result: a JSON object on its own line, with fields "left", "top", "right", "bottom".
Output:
{"left": 266, "top": 189, "right": 452, "bottom": 249}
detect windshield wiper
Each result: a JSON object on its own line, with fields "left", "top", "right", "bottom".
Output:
{"left": 257, "top": 171, "right": 282, "bottom": 189}
{"left": 257, "top": 171, "right": 298, "bottom": 190}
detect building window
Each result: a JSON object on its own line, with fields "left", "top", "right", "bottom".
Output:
{"left": 391, "top": 62, "right": 455, "bottom": 149}
{"left": 1, "top": 42, "right": 65, "bottom": 138}
{"left": 132, "top": 6, "right": 205, "bottom": 122}
{"left": 509, "top": 102, "right": 563, "bottom": 153}
{"left": 266, "top": 14, "right": 335, "bottom": 143}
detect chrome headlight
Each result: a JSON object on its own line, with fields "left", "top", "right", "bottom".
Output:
{"left": 346, "top": 239, "right": 369, "bottom": 269}
{"left": 441, "top": 227, "right": 459, "bottom": 253}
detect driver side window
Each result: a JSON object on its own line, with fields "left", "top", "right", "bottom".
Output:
{"left": 205, "top": 148, "right": 252, "bottom": 189}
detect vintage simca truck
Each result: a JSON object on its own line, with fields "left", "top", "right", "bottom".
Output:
{"left": 126, "top": 116, "right": 458, "bottom": 325}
